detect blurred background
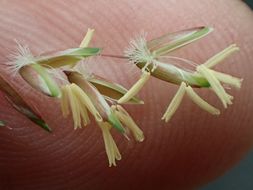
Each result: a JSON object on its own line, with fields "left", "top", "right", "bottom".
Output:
{"left": 202, "top": 1, "right": 253, "bottom": 189}
{"left": 202, "top": 151, "right": 253, "bottom": 189}
{"left": 245, "top": 0, "right": 253, "bottom": 9}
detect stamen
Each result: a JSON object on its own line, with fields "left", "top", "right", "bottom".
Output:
{"left": 71, "top": 84, "right": 103, "bottom": 122}
{"left": 197, "top": 65, "right": 232, "bottom": 108}
{"left": 60, "top": 85, "right": 70, "bottom": 117}
{"left": 117, "top": 70, "right": 150, "bottom": 104}
{"left": 65, "top": 71, "right": 128, "bottom": 134}
{"left": 79, "top": 104, "right": 90, "bottom": 126}
{"left": 112, "top": 105, "right": 144, "bottom": 142}
{"left": 68, "top": 28, "right": 95, "bottom": 69}
{"left": 162, "top": 82, "right": 186, "bottom": 122}
{"left": 185, "top": 86, "right": 220, "bottom": 115}
{"left": 210, "top": 70, "right": 242, "bottom": 89}
{"left": 98, "top": 122, "right": 122, "bottom": 167}
{"left": 79, "top": 28, "right": 95, "bottom": 48}
{"left": 67, "top": 85, "right": 82, "bottom": 129}
{"left": 203, "top": 44, "right": 240, "bottom": 68}
{"left": 60, "top": 84, "right": 102, "bottom": 128}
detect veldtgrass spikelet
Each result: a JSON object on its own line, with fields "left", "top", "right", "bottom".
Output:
{"left": 123, "top": 27, "right": 242, "bottom": 122}
{"left": 62, "top": 70, "right": 144, "bottom": 165}
{"left": 7, "top": 28, "right": 100, "bottom": 97}
{"left": 7, "top": 43, "right": 61, "bottom": 97}
{"left": 4, "top": 25, "right": 244, "bottom": 167}
{"left": 64, "top": 71, "right": 126, "bottom": 133}
{"left": 0, "top": 74, "right": 51, "bottom": 131}
{"left": 120, "top": 27, "right": 213, "bottom": 105}
{"left": 163, "top": 44, "right": 242, "bottom": 121}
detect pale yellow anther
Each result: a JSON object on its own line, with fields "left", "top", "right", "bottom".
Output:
{"left": 162, "top": 82, "right": 186, "bottom": 122}
{"left": 204, "top": 44, "right": 240, "bottom": 68}
{"left": 79, "top": 28, "right": 95, "bottom": 48}
{"left": 117, "top": 70, "right": 150, "bottom": 104}
{"left": 197, "top": 65, "right": 233, "bottom": 108}
{"left": 112, "top": 105, "right": 144, "bottom": 142}
{"left": 185, "top": 86, "right": 220, "bottom": 115}
{"left": 76, "top": 89, "right": 90, "bottom": 126}
{"left": 67, "top": 85, "right": 82, "bottom": 129}
{"left": 98, "top": 122, "right": 121, "bottom": 167}
{"left": 71, "top": 84, "right": 103, "bottom": 122}
{"left": 60, "top": 86, "right": 70, "bottom": 117}
{"left": 210, "top": 70, "right": 242, "bottom": 89}
{"left": 60, "top": 83, "right": 102, "bottom": 129}
{"left": 69, "top": 28, "right": 95, "bottom": 68}
{"left": 61, "top": 85, "right": 86, "bottom": 129}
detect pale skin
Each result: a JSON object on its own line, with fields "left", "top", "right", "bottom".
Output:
{"left": 0, "top": 0, "right": 253, "bottom": 189}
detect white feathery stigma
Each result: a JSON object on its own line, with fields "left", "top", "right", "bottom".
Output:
{"left": 7, "top": 42, "right": 36, "bottom": 74}
{"left": 124, "top": 33, "right": 159, "bottom": 72}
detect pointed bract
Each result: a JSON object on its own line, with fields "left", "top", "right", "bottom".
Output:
{"left": 0, "top": 120, "right": 5, "bottom": 127}
{"left": 88, "top": 75, "right": 144, "bottom": 104}
{"left": 149, "top": 26, "right": 213, "bottom": 57}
